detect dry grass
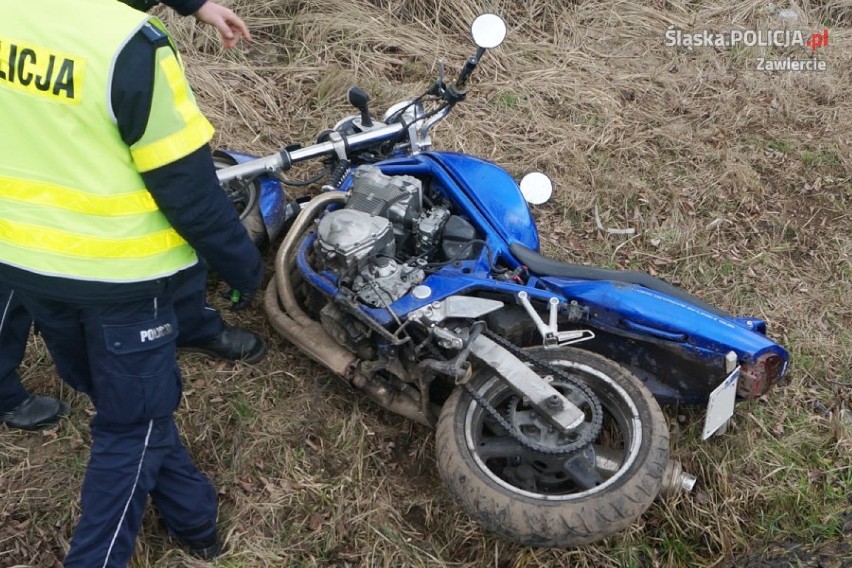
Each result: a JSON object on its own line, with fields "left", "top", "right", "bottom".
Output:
{"left": 2, "top": 0, "right": 852, "bottom": 566}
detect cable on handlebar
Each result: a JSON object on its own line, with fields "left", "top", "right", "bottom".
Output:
{"left": 277, "top": 165, "right": 330, "bottom": 187}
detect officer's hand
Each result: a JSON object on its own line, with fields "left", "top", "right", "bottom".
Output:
{"left": 194, "top": 1, "right": 251, "bottom": 49}
{"left": 225, "top": 288, "right": 256, "bottom": 311}
{"left": 223, "top": 250, "right": 263, "bottom": 311}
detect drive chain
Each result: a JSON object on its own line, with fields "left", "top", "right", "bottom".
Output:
{"left": 462, "top": 330, "right": 603, "bottom": 456}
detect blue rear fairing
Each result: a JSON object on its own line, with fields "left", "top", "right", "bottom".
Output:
{"left": 296, "top": 229, "right": 787, "bottom": 404}
{"left": 541, "top": 276, "right": 789, "bottom": 403}
{"left": 543, "top": 277, "right": 785, "bottom": 361}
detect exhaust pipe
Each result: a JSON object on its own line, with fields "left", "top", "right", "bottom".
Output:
{"left": 595, "top": 449, "right": 696, "bottom": 497}
{"left": 263, "top": 280, "right": 356, "bottom": 377}
{"left": 273, "top": 191, "right": 347, "bottom": 328}
{"left": 263, "top": 191, "right": 357, "bottom": 377}
{"left": 263, "top": 191, "right": 429, "bottom": 425}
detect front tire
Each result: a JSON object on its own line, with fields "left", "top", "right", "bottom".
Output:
{"left": 213, "top": 151, "right": 266, "bottom": 246}
{"left": 435, "top": 347, "right": 668, "bottom": 547}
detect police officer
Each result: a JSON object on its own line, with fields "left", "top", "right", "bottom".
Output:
{"left": 0, "top": 0, "right": 262, "bottom": 563}
{"left": 0, "top": 0, "right": 255, "bottom": 432}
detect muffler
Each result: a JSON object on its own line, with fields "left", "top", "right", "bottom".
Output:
{"left": 660, "top": 460, "right": 697, "bottom": 497}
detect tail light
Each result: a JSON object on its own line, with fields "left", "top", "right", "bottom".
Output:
{"left": 738, "top": 353, "right": 785, "bottom": 398}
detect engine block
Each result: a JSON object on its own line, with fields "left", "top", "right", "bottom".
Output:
{"left": 314, "top": 165, "right": 430, "bottom": 306}
{"left": 315, "top": 209, "right": 394, "bottom": 272}
{"left": 347, "top": 165, "right": 422, "bottom": 244}
{"left": 353, "top": 258, "right": 425, "bottom": 307}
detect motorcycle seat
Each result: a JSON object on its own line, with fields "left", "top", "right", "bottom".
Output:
{"left": 509, "top": 243, "right": 730, "bottom": 318}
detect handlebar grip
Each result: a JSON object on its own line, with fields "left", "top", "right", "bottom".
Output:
{"left": 455, "top": 56, "right": 478, "bottom": 90}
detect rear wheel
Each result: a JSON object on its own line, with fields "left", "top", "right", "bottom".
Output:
{"left": 213, "top": 151, "right": 266, "bottom": 246}
{"left": 435, "top": 346, "right": 668, "bottom": 547}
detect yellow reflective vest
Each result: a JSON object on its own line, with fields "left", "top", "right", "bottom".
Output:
{"left": 0, "top": 0, "right": 214, "bottom": 283}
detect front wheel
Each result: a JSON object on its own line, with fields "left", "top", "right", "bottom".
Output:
{"left": 435, "top": 347, "right": 669, "bottom": 547}
{"left": 213, "top": 151, "right": 266, "bottom": 246}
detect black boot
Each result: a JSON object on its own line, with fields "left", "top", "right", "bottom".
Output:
{"left": 0, "top": 395, "right": 69, "bottom": 430}
{"left": 179, "top": 325, "right": 267, "bottom": 364}
{"left": 163, "top": 518, "right": 223, "bottom": 560}
{"left": 180, "top": 532, "right": 222, "bottom": 560}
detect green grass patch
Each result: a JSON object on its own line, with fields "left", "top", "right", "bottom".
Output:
{"left": 767, "top": 139, "right": 792, "bottom": 154}
{"left": 801, "top": 148, "right": 841, "bottom": 168}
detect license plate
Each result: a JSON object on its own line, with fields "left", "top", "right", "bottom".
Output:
{"left": 702, "top": 367, "right": 740, "bottom": 440}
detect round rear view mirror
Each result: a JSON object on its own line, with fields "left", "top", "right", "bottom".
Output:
{"left": 471, "top": 14, "right": 507, "bottom": 49}
{"left": 520, "top": 172, "right": 553, "bottom": 205}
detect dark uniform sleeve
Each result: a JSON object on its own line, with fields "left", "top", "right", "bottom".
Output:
{"left": 121, "top": 0, "right": 206, "bottom": 17}
{"left": 111, "top": 24, "right": 263, "bottom": 296}
{"left": 159, "top": 0, "right": 207, "bottom": 17}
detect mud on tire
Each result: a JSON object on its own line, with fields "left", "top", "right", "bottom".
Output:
{"left": 435, "top": 347, "right": 669, "bottom": 547}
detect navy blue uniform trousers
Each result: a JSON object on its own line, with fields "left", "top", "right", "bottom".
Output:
{"left": 3, "top": 265, "right": 224, "bottom": 566}
{"left": 0, "top": 286, "right": 31, "bottom": 412}
{"left": 0, "top": 263, "right": 223, "bottom": 413}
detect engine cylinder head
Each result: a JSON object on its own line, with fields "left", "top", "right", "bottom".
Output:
{"left": 347, "top": 165, "right": 422, "bottom": 244}
{"left": 315, "top": 208, "right": 395, "bottom": 272}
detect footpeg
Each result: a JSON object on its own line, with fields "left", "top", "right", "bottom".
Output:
{"left": 517, "top": 292, "right": 594, "bottom": 348}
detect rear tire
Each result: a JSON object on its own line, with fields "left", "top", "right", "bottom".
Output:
{"left": 435, "top": 347, "right": 668, "bottom": 547}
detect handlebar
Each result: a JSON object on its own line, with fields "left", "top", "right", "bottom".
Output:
{"left": 217, "top": 122, "right": 406, "bottom": 184}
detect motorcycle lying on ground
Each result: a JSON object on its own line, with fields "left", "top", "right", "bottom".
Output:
{"left": 215, "top": 14, "right": 789, "bottom": 547}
